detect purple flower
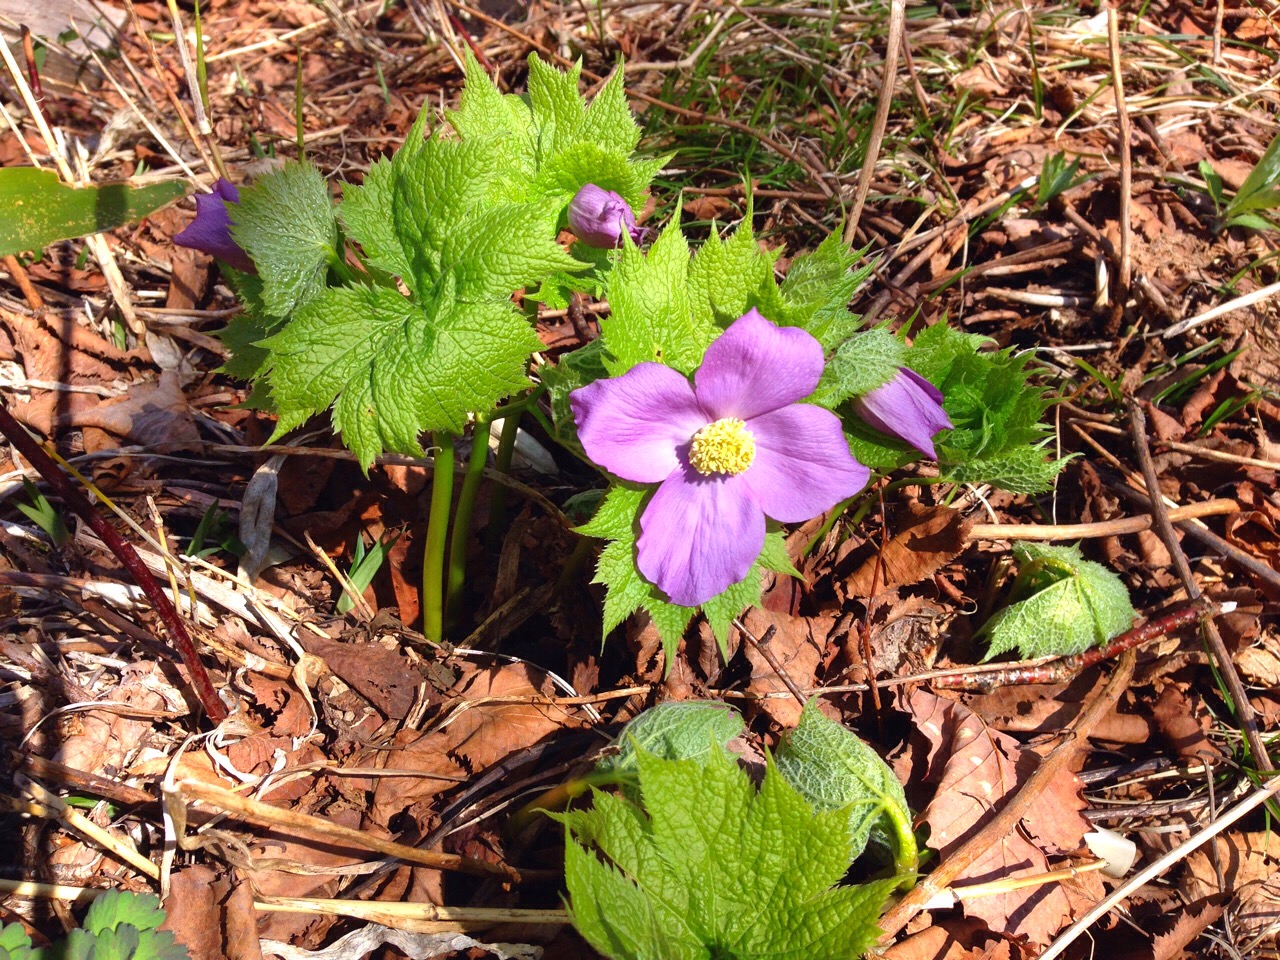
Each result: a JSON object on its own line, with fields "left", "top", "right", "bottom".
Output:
{"left": 567, "top": 184, "right": 644, "bottom": 248}
{"left": 853, "top": 367, "right": 953, "bottom": 460}
{"left": 173, "top": 178, "right": 254, "bottom": 273}
{"left": 570, "top": 309, "right": 870, "bottom": 607}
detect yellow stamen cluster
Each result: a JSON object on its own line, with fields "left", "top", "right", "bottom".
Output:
{"left": 688, "top": 417, "right": 756, "bottom": 476}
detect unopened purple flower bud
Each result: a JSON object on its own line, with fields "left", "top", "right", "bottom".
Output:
{"left": 174, "top": 178, "right": 255, "bottom": 274}
{"left": 853, "top": 367, "right": 953, "bottom": 460}
{"left": 567, "top": 184, "right": 644, "bottom": 248}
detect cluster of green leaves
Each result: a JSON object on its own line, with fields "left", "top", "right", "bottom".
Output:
{"left": 978, "top": 542, "right": 1136, "bottom": 659}
{"left": 218, "top": 52, "right": 661, "bottom": 467}
{"left": 847, "top": 322, "right": 1066, "bottom": 494}
{"left": 1200, "top": 129, "right": 1280, "bottom": 232}
{"left": 559, "top": 701, "right": 903, "bottom": 960}
{"left": 0, "top": 891, "right": 187, "bottom": 960}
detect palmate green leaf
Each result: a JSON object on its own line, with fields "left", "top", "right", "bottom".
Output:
{"left": 0, "top": 922, "right": 35, "bottom": 960}
{"left": 559, "top": 742, "right": 894, "bottom": 960}
{"left": 0, "top": 167, "right": 188, "bottom": 256}
{"left": 229, "top": 161, "right": 339, "bottom": 318}
{"left": 775, "top": 233, "right": 875, "bottom": 349}
{"left": 776, "top": 701, "right": 917, "bottom": 875}
{"left": 600, "top": 217, "right": 714, "bottom": 375}
{"left": 580, "top": 485, "right": 796, "bottom": 666}
{"left": 687, "top": 214, "right": 780, "bottom": 329}
{"left": 264, "top": 283, "right": 539, "bottom": 467}
{"left": 24, "top": 892, "right": 188, "bottom": 960}
{"left": 448, "top": 51, "right": 665, "bottom": 208}
{"left": 979, "top": 542, "right": 1135, "bottom": 660}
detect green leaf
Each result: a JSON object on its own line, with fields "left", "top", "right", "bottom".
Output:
{"left": 0, "top": 168, "right": 187, "bottom": 256}
{"left": 776, "top": 701, "right": 917, "bottom": 875}
{"left": 0, "top": 922, "right": 34, "bottom": 960}
{"left": 594, "top": 701, "right": 746, "bottom": 785}
{"left": 263, "top": 282, "right": 540, "bottom": 466}
{"left": 809, "top": 326, "right": 906, "bottom": 409}
{"left": 447, "top": 51, "right": 664, "bottom": 208}
{"left": 775, "top": 233, "right": 874, "bottom": 348}
{"left": 600, "top": 218, "right": 713, "bottom": 375}
{"left": 229, "top": 161, "right": 339, "bottom": 317}
{"left": 558, "top": 742, "right": 894, "bottom": 960}
{"left": 1225, "top": 129, "right": 1280, "bottom": 220}
{"left": 83, "top": 892, "right": 168, "bottom": 934}
{"left": 978, "top": 542, "right": 1136, "bottom": 660}
{"left": 687, "top": 216, "right": 780, "bottom": 330}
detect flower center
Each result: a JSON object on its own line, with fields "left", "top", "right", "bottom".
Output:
{"left": 688, "top": 417, "right": 756, "bottom": 476}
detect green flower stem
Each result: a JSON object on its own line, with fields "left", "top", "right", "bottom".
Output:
{"left": 422, "top": 432, "right": 455, "bottom": 643}
{"left": 485, "top": 411, "right": 520, "bottom": 552}
{"left": 445, "top": 418, "right": 492, "bottom": 635}
{"left": 888, "top": 806, "right": 920, "bottom": 887}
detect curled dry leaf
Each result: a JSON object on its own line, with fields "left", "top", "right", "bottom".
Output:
{"left": 842, "top": 503, "right": 971, "bottom": 600}
{"left": 903, "top": 688, "right": 1103, "bottom": 946}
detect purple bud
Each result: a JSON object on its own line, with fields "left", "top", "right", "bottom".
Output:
{"left": 174, "top": 178, "right": 255, "bottom": 274}
{"left": 567, "top": 184, "right": 644, "bottom": 248}
{"left": 853, "top": 367, "right": 953, "bottom": 460}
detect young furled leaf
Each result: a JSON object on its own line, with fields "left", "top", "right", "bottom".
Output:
{"left": 979, "top": 542, "right": 1136, "bottom": 659}
{"left": 448, "top": 51, "right": 666, "bottom": 209}
{"left": 776, "top": 701, "right": 917, "bottom": 877}
{"left": 559, "top": 741, "right": 894, "bottom": 960}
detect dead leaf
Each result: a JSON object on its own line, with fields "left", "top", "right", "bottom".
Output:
{"left": 1150, "top": 682, "right": 1223, "bottom": 765}
{"left": 842, "top": 503, "right": 971, "bottom": 599}
{"left": 162, "top": 865, "right": 264, "bottom": 960}
{"left": 1235, "top": 873, "right": 1280, "bottom": 941}
{"left": 1147, "top": 897, "right": 1226, "bottom": 960}
{"left": 741, "top": 607, "right": 831, "bottom": 727}
{"left": 299, "top": 631, "right": 423, "bottom": 720}
{"left": 903, "top": 688, "right": 1102, "bottom": 945}
{"left": 1181, "top": 830, "right": 1280, "bottom": 900}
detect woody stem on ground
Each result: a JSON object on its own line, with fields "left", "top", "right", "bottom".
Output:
{"left": 0, "top": 400, "right": 227, "bottom": 724}
{"left": 422, "top": 432, "right": 455, "bottom": 643}
{"left": 445, "top": 416, "right": 492, "bottom": 635}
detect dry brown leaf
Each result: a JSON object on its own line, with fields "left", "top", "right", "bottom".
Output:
{"left": 1147, "top": 897, "right": 1226, "bottom": 960}
{"left": 299, "top": 632, "right": 422, "bottom": 720}
{"left": 904, "top": 688, "right": 1102, "bottom": 945}
{"left": 1150, "top": 682, "right": 1223, "bottom": 765}
{"left": 843, "top": 503, "right": 970, "bottom": 598}
{"left": 740, "top": 607, "right": 831, "bottom": 727}
{"left": 162, "top": 865, "right": 264, "bottom": 960}
{"left": 371, "top": 662, "right": 571, "bottom": 826}
{"left": 1235, "top": 873, "right": 1280, "bottom": 942}
{"left": 1181, "top": 830, "right": 1280, "bottom": 900}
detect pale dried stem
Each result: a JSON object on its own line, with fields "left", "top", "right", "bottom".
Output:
{"left": 1107, "top": 4, "right": 1133, "bottom": 296}
{"left": 967, "top": 498, "right": 1238, "bottom": 541}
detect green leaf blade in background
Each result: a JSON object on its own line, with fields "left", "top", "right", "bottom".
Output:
{"left": 0, "top": 167, "right": 188, "bottom": 256}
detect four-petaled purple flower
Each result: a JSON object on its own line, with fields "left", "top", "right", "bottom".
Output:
{"left": 853, "top": 367, "right": 952, "bottom": 460}
{"left": 570, "top": 309, "right": 870, "bottom": 607}
{"left": 173, "top": 178, "right": 255, "bottom": 274}
{"left": 567, "top": 184, "right": 645, "bottom": 248}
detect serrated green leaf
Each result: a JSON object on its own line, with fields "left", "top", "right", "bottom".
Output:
{"left": 559, "top": 742, "right": 894, "bottom": 960}
{"left": 263, "top": 283, "right": 540, "bottom": 466}
{"left": 776, "top": 701, "right": 916, "bottom": 874}
{"left": 810, "top": 327, "right": 906, "bottom": 409}
{"left": 687, "top": 217, "right": 780, "bottom": 329}
{"left": 979, "top": 542, "right": 1135, "bottom": 660}
{"left": 937, "top": 444, "right": 1068, "bottom": 494}
{"left": 0, "top": 168, "right": 188, "bottom": 256}
{"left": 776, "top": 233, "right": 874, "bottom": 348}
{"left": 600, "top": 219, "right": 713, "bottom": 375}
{"left": 229, "top": 161, "right": 339, "bottom": 317}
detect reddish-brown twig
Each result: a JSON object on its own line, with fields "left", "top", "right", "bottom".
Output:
{"left": 932, "top": 597, "right": 1228, "bottom": 691}
{"left": 0, "top": 400, "right": 227, "bottom": 723}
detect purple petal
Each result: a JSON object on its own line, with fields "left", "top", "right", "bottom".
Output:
{"left": 570, "top": 363, "right": 707, "bottom": 484}
{"left": 174, "top": 178, "right": 255, "bottom": 273}
{"left": 638, "top": 465, "right": 764, "bottom": 607}
{"left": 694, "top": 308, "right": 825, "bottom": 421}
{"left": 567, "top": 184, "right": 644, "bottom": 248}
{"left": 740, "top": 404, "right": 870, "bottom": 522}
{"left": 854, "top": 367, "right": 953, "bottom": 460}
